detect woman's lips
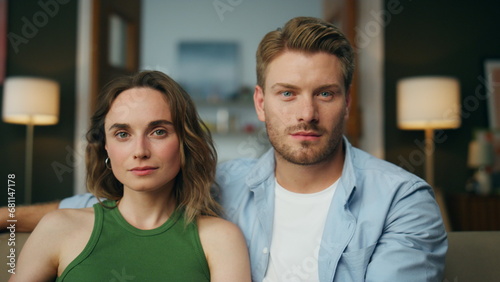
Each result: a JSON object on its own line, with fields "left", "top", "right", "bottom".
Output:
{"left": 129, "top": 166, "right": 158, "bottom": 176}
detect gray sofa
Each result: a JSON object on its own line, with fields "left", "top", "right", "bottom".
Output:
{"left": 2, "top": 231, "right": 500, "bottom": 281}
{"left": 443, "top": 231, "right": 500, "bottom": 281}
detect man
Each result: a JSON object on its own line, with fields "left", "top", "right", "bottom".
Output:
{"left": 2, "top": 17, "right": 447, "bottom": 281}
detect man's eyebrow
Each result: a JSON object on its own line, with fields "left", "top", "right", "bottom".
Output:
{"left": 315, "top": 84, "right": 343, "bottom": 92}
{"left": 270, "top": 83, "right": 343, "bottom": 92}
{"left": 270, "top": 83, "right": 300, "bottom": 90}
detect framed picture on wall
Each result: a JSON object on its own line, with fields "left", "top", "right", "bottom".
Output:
{"left": 485, "top": 59, "right": 500, "bottom": 130}
{"left": 177, "top": 41, "right": 240, "bottom": 103}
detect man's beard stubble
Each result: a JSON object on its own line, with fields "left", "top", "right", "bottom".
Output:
{"left": 266, "top": 112, "right": 346, "bottom": 166}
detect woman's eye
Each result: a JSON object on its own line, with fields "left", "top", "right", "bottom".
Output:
{"left": 153, "top": 129, "right": 167, "bottom": 136}
{"left": 281, "top": 91, "right": 293, "bottom": 97}
{"left": 116, "top": 132, "right": 129, "bottom": 139}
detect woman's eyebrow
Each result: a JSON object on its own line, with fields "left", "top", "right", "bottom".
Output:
{"left": 149, "top": 120, "right": 173, "bottom": 127}
{"left": 108, "top": 123, "right": 129, "bottom": 132}
{"left": 107, "top": 120, "right": 173, "bottom": 132}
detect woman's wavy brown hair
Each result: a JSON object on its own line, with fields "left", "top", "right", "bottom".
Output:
{"left": 86, "top": 70, "right": 221, "bottom": 223}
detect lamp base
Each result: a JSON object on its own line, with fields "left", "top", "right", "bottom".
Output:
{"left": 25, "top": 122, "right": 34, "bottom": 204}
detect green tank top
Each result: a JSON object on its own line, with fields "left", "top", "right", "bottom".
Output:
{"left": 57, "top": 200, "right": 210, "bottom": 281}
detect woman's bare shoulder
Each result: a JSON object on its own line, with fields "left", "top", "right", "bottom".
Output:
{"left": 196, "top": 215, "right": 247, "bottom": 256}
{"left": 39, "top": 207, "right": 94, "bottom": 232}
{"left": 197, "top": 216, "right": 251, "bottom": 281}
{"left": 11, "top": 207, "right": 96, "bottom": 281}
{"left": 197, "top": 216, "right": 243, "bottom": 237}
{"left": 38, "top": 208, "right": 96, "bottom": 274}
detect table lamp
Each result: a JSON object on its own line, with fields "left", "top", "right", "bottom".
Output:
{"left": 397, "top": 76, "right": 461, "bottom": 187}
{"left": 2, "top": 77, "right": 60, "bottom": 204}
{"left": 397, "top": 76, "right": 461, "bottom": 231}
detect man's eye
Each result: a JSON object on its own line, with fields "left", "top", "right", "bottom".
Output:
{"left": 319, "top": 91, "right": 333, "bottom": 97}
{"left": 281, "top": 91, "right": 293, "bottom": 97}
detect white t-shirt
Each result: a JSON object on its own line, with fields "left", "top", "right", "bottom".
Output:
{"left": 263, "top": 179, "right": 338, "bottom": 282}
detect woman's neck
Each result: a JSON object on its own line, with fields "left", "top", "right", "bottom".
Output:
{"left": 117, "top": 188, "right": 177, "bottom": 230}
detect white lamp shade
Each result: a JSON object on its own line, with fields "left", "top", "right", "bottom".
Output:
{"left": 397, "top": 76, "right": 461, "bottom": 130}
{"left": 2, "top": 77, "right": 60, "bottom": 125}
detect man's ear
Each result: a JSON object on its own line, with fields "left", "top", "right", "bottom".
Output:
{"left": 254, "top": 85, "right": 266, "bottom": 122}
{"left": 344, "top": 89, "right": 351, "bottom": 120}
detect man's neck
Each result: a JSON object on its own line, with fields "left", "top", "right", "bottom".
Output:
{"left": 274, "top": 144, "right": 345, "bottom": 194}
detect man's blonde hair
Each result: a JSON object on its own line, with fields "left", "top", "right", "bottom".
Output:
{"left": 256, "top": 17, "right": 355, "bottom": 90}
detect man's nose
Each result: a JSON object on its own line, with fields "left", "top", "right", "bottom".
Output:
{"left": 297, "top": 96, "right": 319, "bottom": 123}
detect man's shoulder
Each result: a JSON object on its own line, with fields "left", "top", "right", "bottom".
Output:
{"left": 348, "top": 146, "right": 427, "bottom": 193}
{"left": 217, "top": 157, "right": 258, "bottom": 174}
{"left": 216, "top": 158, "right": 261, "bottom": 190}
{"left": 351, "top": 146, "right": 419, "bottom": 178}
{"left": 59, "top": 193, "right": 99, "bottom": 209}
{"left": 215, "top": 150, "right": 275, "bottom": 210}
{"left": 216, "top": 149, "right": 274, "bottom": 181}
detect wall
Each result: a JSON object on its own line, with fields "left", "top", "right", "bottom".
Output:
{"left": 357, "top": 0, "right": 384, "bottom": 159}
{"left": 384, "top": 0, "right": 500, "bottom": 193}
{"left": 140, "top": 0, "right": 322, "bottom": 88}
{"left": 0, "top": 0, "right": 77, "bottom": 204}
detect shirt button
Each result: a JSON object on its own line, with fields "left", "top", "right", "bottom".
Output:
{"left": 262, "top": 247, "right": 269, "bottom": 254}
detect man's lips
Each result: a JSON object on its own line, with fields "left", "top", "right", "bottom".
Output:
{"left": 129, "top": 166, "right": 158, "bottom": 176}
{"left": 290, "top": 131, "right": 322, "bottom": 141}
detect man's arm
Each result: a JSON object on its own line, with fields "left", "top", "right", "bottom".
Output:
{"left": 366, "top": 183, "right": 448, "bottom": 281}
{"left": 1, "top": 202, "right": 59, "bottom": 232}
{"left": 1, "top": 193, "right": 98, "bottom": 232}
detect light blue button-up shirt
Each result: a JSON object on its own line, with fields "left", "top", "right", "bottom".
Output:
{"left": 216, "top": 137, "right": 447, "bottom": 281}
{"left": 60, "top": 137, "right": 447, "bottom": 281}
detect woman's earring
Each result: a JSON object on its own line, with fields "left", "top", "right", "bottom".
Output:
{"left": 105, "top": 157, "right": 112, "bottom": 169}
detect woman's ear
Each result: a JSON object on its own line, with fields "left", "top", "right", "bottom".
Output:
{"left": 254, "top": 85, "right": 265, "bottom": 122}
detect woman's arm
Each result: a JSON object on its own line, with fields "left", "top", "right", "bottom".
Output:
{"left": 8, "top": 210, "right": 65, "bottom": 281}
{"left": 9, "top": 208, "right": 93, "bottom": 282}
{"left": 198, "top": 216, "right": 251, "bottom": 282}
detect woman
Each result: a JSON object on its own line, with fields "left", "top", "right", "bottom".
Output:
{"left": 11, "top": 71, "right": 251, "bottom": 281}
